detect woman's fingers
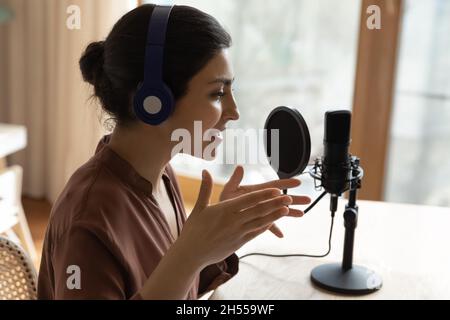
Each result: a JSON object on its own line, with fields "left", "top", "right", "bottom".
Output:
{"left": 240, "top": 208, "right": 303, "bottom": 243}
{"left": 239, "top": 195, "right": 292, "bottom": 222}
{"left": 268, "top": 223, "right": 284, "bottom": 238}
{"left": 219, "top": 188, "right": 282, "bottom": 212}
{"left": 193, "top": 170, "right": 214, "bottom": 212}
{"left": 291, "top": 195, "right": 312, "bottom": 205}
{"left": 244, "top": 178, "right": 301, "bottom": 193}
{"left": 287, "top": 208, "right": 304, "bottom": 217}
{"left": 224, "top": 165, "right": 244, "bottom": 189}
{"left": 242, "top": 207, "right": 289, "bottom": 234}
{"left": 243, "top": 224, "right": 273, "bottom": 243}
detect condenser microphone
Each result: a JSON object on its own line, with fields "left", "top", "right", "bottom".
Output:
{"left": 322, "top": 110, "right": 352, "bottom": 197}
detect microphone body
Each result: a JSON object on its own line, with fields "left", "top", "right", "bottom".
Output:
{"left": 321, "top": 111, "right": 352, "bottom": 196}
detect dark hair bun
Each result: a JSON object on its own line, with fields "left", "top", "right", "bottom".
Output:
{"left": 79, "top": 41, "right": 105, "bottom": 85}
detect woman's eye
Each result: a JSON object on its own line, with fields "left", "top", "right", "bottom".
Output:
{"left": 211, "top": 92, "right": 226, "bottom": 101}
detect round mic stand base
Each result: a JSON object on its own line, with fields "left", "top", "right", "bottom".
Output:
{"left": 311, "top": 263, "right": 382, "bottom": 295}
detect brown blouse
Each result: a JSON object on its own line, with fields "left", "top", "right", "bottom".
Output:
{"left": 37, "top": 135, "right": 239, "bottom": 299}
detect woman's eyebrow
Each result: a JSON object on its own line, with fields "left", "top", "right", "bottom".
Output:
{"left": 208, "top": 77, "right": 235, "bottom": 86}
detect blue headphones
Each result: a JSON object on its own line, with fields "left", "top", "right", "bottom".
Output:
{"left": 134, "top": 5, "right": 174, "bottom": 126}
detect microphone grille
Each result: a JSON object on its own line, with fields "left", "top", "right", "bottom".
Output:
{"left": 324, "top": 110, "right": 351, "bottom": 144}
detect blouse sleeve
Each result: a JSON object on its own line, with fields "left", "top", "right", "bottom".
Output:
{"left": 51, "top": 223, "right": 141, "bottom": 300}
{"left": 198, "top": 253, "right": 240, "bottom": 296}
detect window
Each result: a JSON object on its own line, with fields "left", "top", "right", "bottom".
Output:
{"left": 384, "top": 0, "right": 450, "bottom": 207}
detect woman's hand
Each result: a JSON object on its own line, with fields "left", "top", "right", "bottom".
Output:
{"left": 178, "top": 170, "right": 296, "bottom": 269}
{"left": 220, "top": 166, "right": 311, "bottom": 238}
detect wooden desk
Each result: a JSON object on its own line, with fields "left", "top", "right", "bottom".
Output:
{"left": 211, "top": 198, "right": 450, "bottom": 300}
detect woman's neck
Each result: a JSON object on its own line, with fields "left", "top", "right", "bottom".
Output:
{"left": 108, "top": 123, "right": 174, "bottom": 193}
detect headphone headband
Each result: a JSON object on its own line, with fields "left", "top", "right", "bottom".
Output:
{"left": 134, "top": 5, "right": 175, "bottom": 126}
{"left": 143, "top": 5, "right": 173, "bottom": 86}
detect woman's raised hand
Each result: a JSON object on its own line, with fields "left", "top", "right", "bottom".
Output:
{"left": 179, "top": 169, "right": 295, "bottom": 268}
{"left": 220, "top": 165, "right": 311, "bottom": 238}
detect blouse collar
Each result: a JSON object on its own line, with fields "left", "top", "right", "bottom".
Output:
{"left": 94, "top": 135, "right": 170, "bottom": 197}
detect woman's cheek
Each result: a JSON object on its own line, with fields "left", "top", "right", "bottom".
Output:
{"left": 201, "top": 132, "right": 221, "bottom": 161}
{"left": 202, "top": 102, "right": 222, "bottom": 127}
{"left": 193, "top": 103, "right": 220, "bottom": 160}
{"left": 170, "top": 99, "right": 222, "bottom": 159}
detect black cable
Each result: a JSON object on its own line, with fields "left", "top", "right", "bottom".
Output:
{"left": 304, "top": 191, "right": 327, "bottom": 214}
{"left": 239, "top": 191, "right": 334, "bottom": 260}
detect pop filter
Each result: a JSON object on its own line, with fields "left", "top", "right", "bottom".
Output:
{"left": 264, "top": 106, "right": 311, "bottom": 179}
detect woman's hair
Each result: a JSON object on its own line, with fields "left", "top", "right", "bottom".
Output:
{"left": 79, "top": 4, "right": 232, "bottom": 126}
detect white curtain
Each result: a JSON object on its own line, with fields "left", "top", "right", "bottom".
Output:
{"left": 0, "top": 0, "right": 136, "bottom": 202}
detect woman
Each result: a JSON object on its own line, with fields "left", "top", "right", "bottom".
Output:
{"left": 37, "top": 4, "right": 311, "bottom": 300}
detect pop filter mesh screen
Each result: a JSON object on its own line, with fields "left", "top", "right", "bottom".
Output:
{"left": 265, "top": 107, "right": 311, "bottom": 178}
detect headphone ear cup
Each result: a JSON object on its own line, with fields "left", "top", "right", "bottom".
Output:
{"left": 134, "top": 83, "right": 174, "bottom": 125}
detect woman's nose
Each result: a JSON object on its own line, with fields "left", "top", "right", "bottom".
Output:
{"left": 223, "top": 98, "right": 240, "bottom": 122}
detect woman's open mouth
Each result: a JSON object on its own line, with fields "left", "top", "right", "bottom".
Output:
{"left": 211, "top": 131, "right": 223, "bottom": 144}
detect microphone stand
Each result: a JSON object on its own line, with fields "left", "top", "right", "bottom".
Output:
{"left": 309, "top": 157, "right": 382, "bottom": 295}
{"left": 342, "top": 158, "right": 360, "bottom": 272}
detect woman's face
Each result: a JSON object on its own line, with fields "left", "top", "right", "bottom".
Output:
{"left": 168, "top": 49, "right": 239, "bottom": 160}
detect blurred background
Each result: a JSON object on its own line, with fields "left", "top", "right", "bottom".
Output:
{"left": 0, "top": 0, "right": 449, "bottom": 266}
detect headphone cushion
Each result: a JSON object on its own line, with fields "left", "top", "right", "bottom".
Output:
{"left": 133, "top": 83, "right": 175, "bottom": 125}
